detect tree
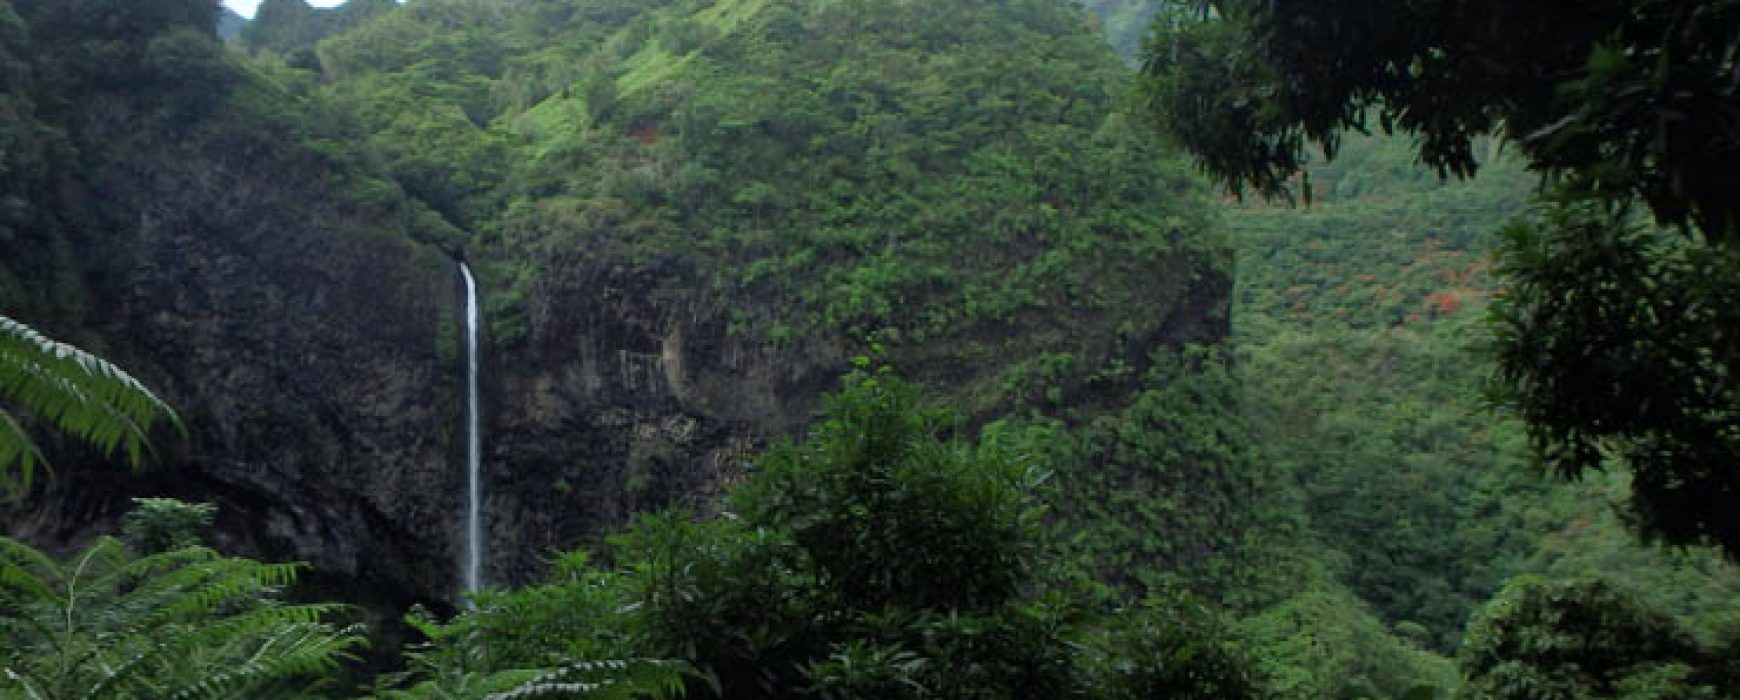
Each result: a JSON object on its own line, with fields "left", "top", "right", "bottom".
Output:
{"left": 375, "top": 366, "right": 1275, "bottom": 700}
{"left": 1141, "top": 0, "right": 1739, "bottom": 231}
{"left": 615, "top": 365, "right": 1065, "bottom": 700}
{"left": 14, "top": 0, "right": 219, "bottom": 44}
{"left": 1456, "top": 575, "right": 1729, "bottom": 700}
{"left": 1487, "top": 200, "right": 1740, "bottom": 556}
{"left": 627, "top": 365, "right": 1277, "bottom": 700}
{"left": 0, "top": 314, "right": 181, "bottom": 496}
{"left": 1093, "top": 592, "right": 1273, "bottom": 700}
{"left": 120, "top": 496, "right": 218, "bottom": 554}
{"left": 369, "top": 551, "right": 699, "bottom": 700}
{"left": 1140, "top": 0, "right": 1740, "bottom": 556}
{"left": 730, "top": 363, "right": 1043, "bottom": 613}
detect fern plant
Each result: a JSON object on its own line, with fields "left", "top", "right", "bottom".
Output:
{"left": 485, "top": 659, "right": 694, "bottom": 700}
{"left": 0, "top": 535, "right": 364, "bottom": 700}
{"left": 0, "top": 314, "right": 182, "bottom": 495}
{"left": 377, "top": 654, "right": 695, "bottom": 700}
{"left": 371, "top": 579, "right": 699, "bottom": 700}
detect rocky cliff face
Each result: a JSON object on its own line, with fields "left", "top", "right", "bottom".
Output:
{"left": 6, "top": 88, "right": 462, "bottom": 603}
{"left": 483, "top": 247, "right": 1229, "bottom": 584}
{"left": 1, "top": 0, "right": 1232, "bottom": 608}
{"left": 12, "top": 172, "right": 1225, "bottom": 604}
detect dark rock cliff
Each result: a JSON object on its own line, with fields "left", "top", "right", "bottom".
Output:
{"left": 7, "top": 139, "right": 1228, "bottom": 605}
{"left": 5, "top": 88, "right": 462, "bottom": 604}
{"left": 9, "top": 165, "right": 1227, "bottom": 605}
{"left": 0, "top": 3, "right": 1231, "bottom": 607}
{"left": 476, "top": 244, "right": 1230, "bottom": 584}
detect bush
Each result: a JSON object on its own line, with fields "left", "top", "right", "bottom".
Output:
{"left": 1457, "top": 576, "right": 1728, "bottom": 700}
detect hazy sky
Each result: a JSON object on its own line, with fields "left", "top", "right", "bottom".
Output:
{"left": 223, "top": 0, "right": 348, "bottom": 18}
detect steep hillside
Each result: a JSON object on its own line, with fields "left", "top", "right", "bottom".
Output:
{"left": 1227, "top": 132, "right": 1740, "bottom": 689}
{"left": 3, "top": 0, "right": 1245, "bottom": 606}
{"left": 0, "top": 0, "right": 462, "bottom": 608}
{"left": 241, "top": 0, "right": 396, "bottom": 55}
{"left": 298, "top": 0, "right": 1254, "bottom": 588}
{"left": 316, "top": 0, "right": 1224, "bottom": 363}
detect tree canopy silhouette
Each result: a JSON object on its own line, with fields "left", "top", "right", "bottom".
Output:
{"left": 1141, "top": 0, "right": 1740, "bottom": 557}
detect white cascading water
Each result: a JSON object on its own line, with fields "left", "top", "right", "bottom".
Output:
{"left": 460, "top": 262, "right": 483, "bottom": 594}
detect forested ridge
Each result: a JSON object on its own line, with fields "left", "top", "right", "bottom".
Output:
{"left": 0, "top": 0, "right": 1736, "bottom": 699}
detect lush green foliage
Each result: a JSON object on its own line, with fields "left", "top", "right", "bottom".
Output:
{"left": 733, "top": 365, "right": 1042, "bottom": 611}
{"left": 1142, "top": 0, "right": 1740, "bottom": 237}
{"left": 378, "top": 369, "right": 1272, "bottom": 700}
{"left": 243, "top": 0, "right": 395, "bottom": 56}
{"left": 297, "top": 0, "right": 1225, "bottom": 385}
{"left": 1227, "top": 136, "right": 1543, "bottom": 649}
{"left": 0, "top": 517, "right": 364, "bottom": 699}
{"left": 1457, "top": 576, "right": 1732, "bottom": 700}
{"left": 614, "top": 368, "right": 1082, "bottom": 699}
{"left": 1238, "top": 586, "right": 1456, "bottom": 700}
{"left": 1091, "top": 593, "right": 1273, "bottom": 700}
{"left": 1141, "top": 0, "right": 1740, "bottom": 558}
{"left": 0, "top": 314, "right": 181, "bottom": 495}
{"left": 368, "top": 551, "right": 693, "bottom": 700}
{"left": 7, "top": 1, "right": 1738, "bottom": 698}
{"left": 271, "top": 5, "right": 1280, "bottom": 685}
{"left": 482, "top": 660, "right": 693, "bottom": 700}
{"left": 983, "top": 345, "right": 1298, "bottom": 610}
{"left": 1224, "top": 130, "right": 1738, "bottom": 696}
{"left": 120, "top": 497, "right": 219, "bottom": 553}
{"left": 1489, "top": 197, "right": 1740, "bottom": 554}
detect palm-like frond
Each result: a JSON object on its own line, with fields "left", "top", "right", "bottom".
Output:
{"left": 0, "top": 314, "right": 183, "bottom": 494}
{"left": 486, "top": 659, "right": 697, "bottom": 700}
{"left": 373, "top": 642, "right": 699, "bottom": 700}
{"left": 164, "top": 622, "right": 368, "bottom": 700}
{"left": 0, "top": 408, "right": 45, "bottom": 490}
{"left": 376, "top": 668, "right": 544, "bottom": 700}
{"left": 0, "top": 535, "right": 364, "bottom": 700}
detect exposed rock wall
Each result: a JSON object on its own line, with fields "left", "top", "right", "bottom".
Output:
{"left": 8, "top": 95, "right": 462, "bottom": 603}
{"left": 11, "top": 172, "right": 1228, "bottom": 603}
{"left": 0, "top": 15, "right": 1231, "bottom": 608}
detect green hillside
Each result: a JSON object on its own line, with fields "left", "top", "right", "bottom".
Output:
{"left": 1227, "top": 134, "right": 1740, "bottom": 693}
{"left": 0, "top": 0, "right": 1735, "bottom": 699}
{"left": 312, "top": 0, "right": 1221, "bottom": 358}
{"left": 299, "top": 0, "right": 1274, "bottom": 608}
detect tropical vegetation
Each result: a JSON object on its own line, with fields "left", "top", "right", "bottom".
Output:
{"left": 1142, "top": 0, "right": 1740, "bottom": 557}
{"left": 0, "top": 315, "right": 180, "bottom": 495}
{"left": 0, "top": 0, "right": 1734, "bottom": 699}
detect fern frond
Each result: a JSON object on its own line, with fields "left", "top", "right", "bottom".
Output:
{"left": 0, "top": 314, "right": 183, "bottom": 491}
{"left": 164, "top": 622, "right": 367, "bottom": 700}
{"left": 0, "top": 537, "right": 63, "bottom": 603}
{"left": 0, "top": 408, "right": 43, "bottom": 494}
{"left": 129, "top": 559, "right": 304, "bottom": 625}
{"left": 3, "top": 666, "right": 50, "bottom": 700}
{"left": 486, "top": 659, "right": 695, "bottom": 700}
{"left": 383, "top": 668, "right": 543, "bottom": 700}
{"left": 178, "top": 602, "right": 353, "bottom": 644}
{"left": 0, "top": 536, "right": 361, "bottom": 700}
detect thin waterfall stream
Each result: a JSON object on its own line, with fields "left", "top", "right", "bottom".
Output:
{"left": 460, "top": 262, "right": 483, "bottom": 594}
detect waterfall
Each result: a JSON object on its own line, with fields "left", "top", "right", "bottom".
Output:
{"left": 459, "top": 262, "right": 483, "bottom": 594}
